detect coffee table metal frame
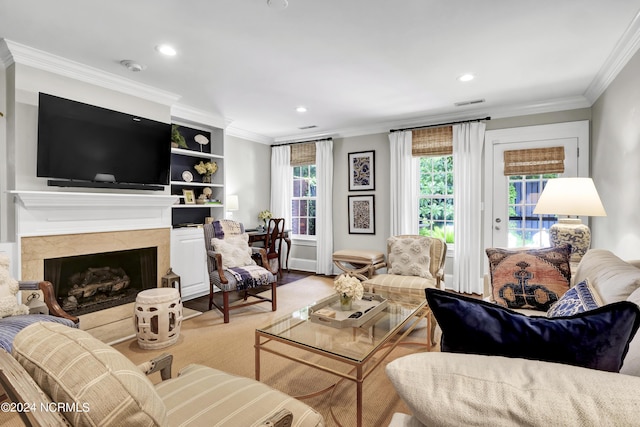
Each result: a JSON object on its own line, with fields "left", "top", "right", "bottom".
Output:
{"left": 254, "top": 292, "right": 430, "bottom": 427}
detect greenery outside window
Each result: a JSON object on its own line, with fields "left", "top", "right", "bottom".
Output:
{"left": 418, "top": 156, "right": 454, "bottom": 243}
{"left": 292, "top": 165, "right": 317, "bottom": 237}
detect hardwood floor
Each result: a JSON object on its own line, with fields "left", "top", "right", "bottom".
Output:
{"left": 182, "top": 269, "right": 318, "bottom": 312}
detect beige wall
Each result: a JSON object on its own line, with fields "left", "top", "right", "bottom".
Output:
{"left": 224, "top": 134, "right": 271, "bottom": 229}
{"left": 590, "top": 48, "right": 640, "bottom": 258}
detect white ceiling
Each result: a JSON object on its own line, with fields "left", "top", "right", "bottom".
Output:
{"left": 1, "top": 0, "right": 640, "bottom": 143}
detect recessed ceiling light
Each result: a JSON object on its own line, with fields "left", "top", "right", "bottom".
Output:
{"left": 156, "top": 44, "right": 177, "bottom": 56}
{"left": 296, "top": 106, "right": 307, "bottom": 113}
{"left": 267, "top": 0, "right": 289, "bottom": 9}
{"left": 458, "top": 73, "right": 475, "bottom": 82}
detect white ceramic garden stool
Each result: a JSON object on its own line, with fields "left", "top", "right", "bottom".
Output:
{"left": 134, "top": 287, "right": 183, "bottom": 350}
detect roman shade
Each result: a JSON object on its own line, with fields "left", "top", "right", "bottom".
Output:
{"left": 503, "top": 146, "right": 565, "bottom": 176}
{"left": 290, "top": 143, "right": 316, "bottom": 166}
{"left": 412, "top": 126, "right": 453, "bottom": 157}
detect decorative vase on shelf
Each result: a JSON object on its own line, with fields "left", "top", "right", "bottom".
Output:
{"left": 202, "top": 174, "right": 212, "bottom": 183}
{"left": 339, "top": 294, "right": 353, "bottom": 311}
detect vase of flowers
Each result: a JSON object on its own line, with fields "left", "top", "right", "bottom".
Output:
{"left": 258, "top": 209, "right": 272, "bottom": 229}
{"left": 194, "top": 161, "right": 218, "bottom": 183}
{"left": 334, "top": 274, "right": 364, "bottom": 311}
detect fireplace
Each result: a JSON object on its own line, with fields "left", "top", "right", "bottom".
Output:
{"left": 14, "top": 191, "right": 176, "bottom": 325}
{"left": 44, "top": 248, "right": 157, "bottom": 316}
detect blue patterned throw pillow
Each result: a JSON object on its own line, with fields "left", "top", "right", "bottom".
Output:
{"left": 547, "top": 279, "right": 602, "bottom": 318}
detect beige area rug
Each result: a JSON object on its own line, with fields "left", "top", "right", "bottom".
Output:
{"left": 110, "top": 276, "right": 433, "bottom": 427}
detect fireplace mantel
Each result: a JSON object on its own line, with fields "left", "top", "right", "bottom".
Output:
{"left": 12, "top": 190, "right": 178, "bottom": 237}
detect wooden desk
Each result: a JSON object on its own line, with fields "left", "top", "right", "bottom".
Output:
{"left": 246, "top": 230, "right": 291, "bottom": 272}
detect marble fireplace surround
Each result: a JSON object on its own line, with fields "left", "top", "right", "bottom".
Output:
{"left": 13, "top": 191, "right": 177, "bottom": 330}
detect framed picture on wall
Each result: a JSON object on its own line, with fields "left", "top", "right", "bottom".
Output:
{"left": 182, "top": 189, "right": 196, "bottom": 205}
{"left": 348, "top": 150, "right": 375, "bottom": 191}
{"left": 348, "top": 195, "right": 375, "bottom": 234}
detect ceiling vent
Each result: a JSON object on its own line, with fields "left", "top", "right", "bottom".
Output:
{"left": 298, "top": 125, "right": 318, "bottom": 130}
{"left": 454, "top": 98, "right": 485, "bottom": 107}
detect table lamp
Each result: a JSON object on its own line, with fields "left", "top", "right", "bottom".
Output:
{"left": 533, "top": 177, "right": 606, "bottom": 263}
{"left": 226, "top": 195, "right": 239, "bottom": 219}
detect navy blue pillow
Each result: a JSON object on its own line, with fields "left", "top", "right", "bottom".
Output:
{"left": 426, "top": 288, "right": 640, "bottom": 372}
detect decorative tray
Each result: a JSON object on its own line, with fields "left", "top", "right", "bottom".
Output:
{"left": 309, "top": 293, "right": 388, "bottom": 329}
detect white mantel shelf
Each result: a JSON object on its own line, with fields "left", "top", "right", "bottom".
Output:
{"left": 11, "top": 191, "right": 178, "bottom": 237}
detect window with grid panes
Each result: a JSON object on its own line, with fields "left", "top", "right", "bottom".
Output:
{"left": 508, "top": 174, "right": 559, "bottom": 247}
{"left": 291, "top": 165, "right": 316, "bottom": 237}
{"left": 418, "top": 155, "right": 454, "bottom": 243}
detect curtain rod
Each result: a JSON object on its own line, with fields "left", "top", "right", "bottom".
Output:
{"left": 389, "top": 116, "right": 491, "bottom": 133}
{"left": 272, "top": 137, "right": 333, "bottom": 147}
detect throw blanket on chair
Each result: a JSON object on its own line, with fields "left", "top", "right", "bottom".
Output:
{"left": 228, "top": 265, "right": 272, "bottom": 291}
{"left": 213, "top": 220, "right": 243, "bottom": 239}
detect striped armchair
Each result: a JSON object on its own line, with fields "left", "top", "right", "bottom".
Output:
{"left": 203, "top": 220, "right": 277, "bottom": 323}
{"left": 363, "top": 235, "right": 447, "bottom": 347}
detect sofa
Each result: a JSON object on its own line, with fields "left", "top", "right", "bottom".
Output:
{"left": 385, "top": 249, "right": 640, "bottom": 426}
{"left": 0, "top": 322, "right": 324, "bottom": 427}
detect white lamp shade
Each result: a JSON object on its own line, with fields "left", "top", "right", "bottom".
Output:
{"left": 533, "top": 178, "right": 606, "bottom": 217}
{"left": 226, "top": 195, "right": 239, "bottom": 211}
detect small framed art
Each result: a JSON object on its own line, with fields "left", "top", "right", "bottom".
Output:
{"left": 348, "top": 195, "right": 375, "bottom": 234}
{"left": 348, "top": 150, "right": 375, "bottom": 191}
{"left": 182, "top": 189, "right": 196, "bottom": 205}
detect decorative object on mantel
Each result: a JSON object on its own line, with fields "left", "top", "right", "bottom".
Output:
{"left": 194, "top": 161, "right": 217, "bottom": 183}
{"left": 258, "top": 209, "right": 272, "bottom": 229}
{"left": 194, "top": 134, "right": 210, "bottom": 152}
{"left": 333, "top": 274, "right": 364, "bottom": 311}
{"left": 171, "top": 124, "right": 187, "bottom": 149}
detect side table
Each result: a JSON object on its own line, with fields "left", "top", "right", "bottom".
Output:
{"left": 134, "top": 288, "right": 183, "bottom": 349}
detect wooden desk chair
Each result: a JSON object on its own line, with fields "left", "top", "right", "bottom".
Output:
{"left": 265, "top": 218, "right": 285, "bottom": 278}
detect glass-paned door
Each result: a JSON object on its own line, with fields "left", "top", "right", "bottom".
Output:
{"left": 492, "top": 139, "right": 579, "bottom": 248}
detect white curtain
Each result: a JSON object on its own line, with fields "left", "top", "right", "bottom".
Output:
{"left": 452, "top": 122, "right": 486, "bottom": 294}
{"left": 315, "top": 139, "right": 334, "bottom": 275}
{"left": 389, "top": 131, "right": 418, "bottom": 235}
{"left": 270, "top": 145, "right": 292, "bottom": 226}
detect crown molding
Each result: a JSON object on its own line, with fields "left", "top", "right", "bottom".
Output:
{"left": 225, "top": 124, "right": 274, "bottom": 145}
{"left": 0, "top": 39, "right": 181, "bottom": 106}
{"left": 584, "top": 10, "right": 640, "bottom": 103}
{"left": 272, "top": 95, "right": 591, "bottom": 142}
{"left": 171, "top": 103, "right": 227, "bottom": 129}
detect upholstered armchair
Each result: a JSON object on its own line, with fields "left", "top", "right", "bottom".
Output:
{"left": 0, "top": 251, "right": 79, "bottom": 352}
{"left": 363, "top": 235, "right": 447, "bottom": 346}
{"left": 1, "top": 322, "right": 324, "bottom": 426}
{"left": 203, "top": 220, "right": 277, "bottom": 323}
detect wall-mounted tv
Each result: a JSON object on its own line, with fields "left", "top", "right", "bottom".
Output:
{"left": 37, "top": 93, "right": 171, "bottom": 190}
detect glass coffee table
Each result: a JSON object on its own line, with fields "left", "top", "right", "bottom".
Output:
{"left": 255, "top": 290, "right": 430, "bottom": 427}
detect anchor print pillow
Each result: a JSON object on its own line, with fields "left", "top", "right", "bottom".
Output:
{"left": 486, "top": 245, "right": 572, "bottom": 311}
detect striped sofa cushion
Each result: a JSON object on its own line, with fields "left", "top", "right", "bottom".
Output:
{"left": 12, "top": 322, "right": 167, "bottom": 426}
{"left": 155, "top": 364, "right": 324, "bottom": 427}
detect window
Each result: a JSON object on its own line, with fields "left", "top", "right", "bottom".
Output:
{"left": 418, "top": 155, "right": 454, "bottom": 243}
{"left": 291, "top": 165, "right": 316, "bottom": 237}
{"left": 508, "top": 174, "right": 559, "bottom": 247}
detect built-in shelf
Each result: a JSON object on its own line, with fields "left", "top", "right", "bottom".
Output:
{"left": 169, "top": 123, "right": 224, "bottom": 228}
{"left": 171, "top": 147, "right": 223, "bottom": 160}
{"left": 170, "top": 181, "right": 224, "bottom": 188}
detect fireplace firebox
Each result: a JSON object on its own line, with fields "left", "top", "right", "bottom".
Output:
{"left": 44, "top": 247, "right": 157, "bottom": 316}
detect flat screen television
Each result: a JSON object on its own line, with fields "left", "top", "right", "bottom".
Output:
{"left": 37, "top": 93, "right": 171, "bottom": 190}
